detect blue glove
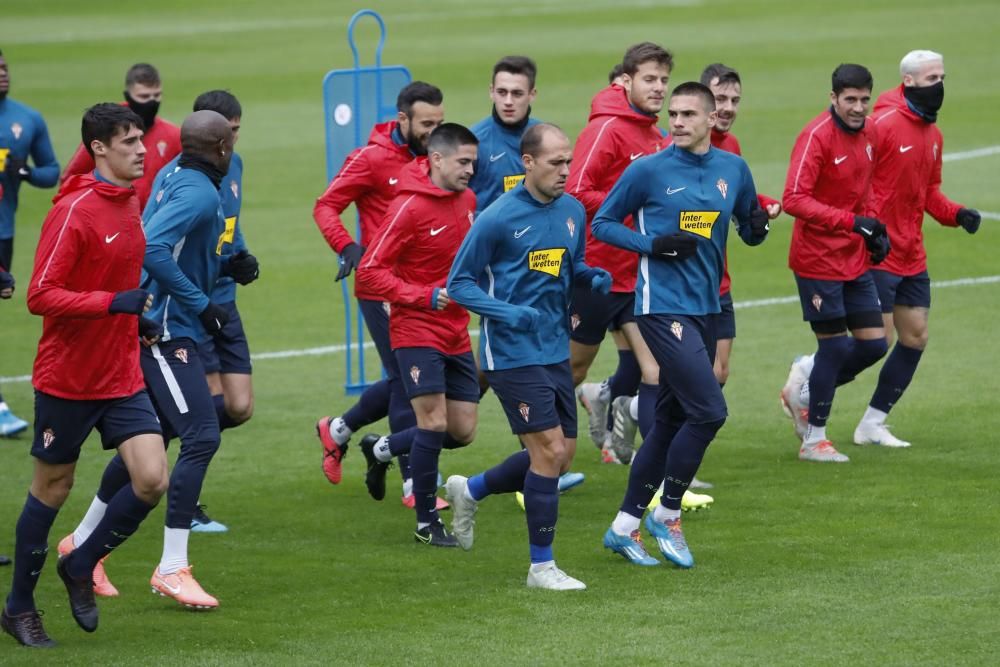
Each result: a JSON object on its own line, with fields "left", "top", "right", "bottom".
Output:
{"left": 590, "top": 270, "right": 612, "bottom": 295}
{"left": 109, "top": 288, "right": 150, "bottom": 315}
{"left": 139, "top": 316, "right": 163, "bottom": 342}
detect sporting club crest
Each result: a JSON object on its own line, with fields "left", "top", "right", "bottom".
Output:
{"left": 670, "top": 321, "right": 683, "bottom": 341}
{"left": 155, "top": 189, "right": 164, "bottom": 204}
{"left": 174, "top": 348, "right": 189, "bottom": 364}
{"left": 518, "top": 402, "right": 530, "bottom": 423}
{"left": 11, "top": 122, "right": 23, "bottom": 140}
{"left": 230, "top": 180, "right": 239, "bottom": 199}
{"left": 42, "top": 428, "right": 55, "bottom": 449}
{"left": 570, "top": 313, "right": 581, "bottom": 331}
{"left": 933, "top": 142, "right": 939, "bottom": 161}
{"left": 157, "top": 140, "right": 168, "bottom": 157}
{"left": 566, "top": 217, "right": 575, "bottom": 237}
{"left": 382, "top": 301, "right": 391, "bottom": 315}
{"left": 410, "top": 365, "right": 421, "bottom": 386}
{"left": 866, "top": 143, "right": 873, "bottom": 161}
{"left": 716, "top": 178, "right": 728, "bottom": 199}
{"left": 812, "top": 294, "right": 823, "bottom": 312}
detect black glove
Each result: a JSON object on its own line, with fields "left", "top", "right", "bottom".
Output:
{"left": 198, "top": 302, "right": 230, "bottom": 336}
{"left": 0, "top": 269, "right": 14, "bottom": 297}
{"left": 109, "top": 288, "right": 150, "bottom": 314}
{"left": 138, "top": 316, "right": 163, "bottom": 342}
{"left": 335, "top": 243, "right": 365, "bottom": 281}
{"left": 748, "top": 205, "right": 770, "bottom": 240}
{"left": 868, "top": 234, "right": 891, "bottom": 265}
{"left": 852, "top": 216, "right": 891, "bottom": 264}
{"left": 222, "top": 250, "right": 260, "bottom": 285}
{"left": 650, "top": 233, "right": 698, "bottom": 261}
{"left": 956, "top": 208, "right": 981, "bottom": 234}
{"left": 4, "top": 156, "right": 30, "bottom": 181}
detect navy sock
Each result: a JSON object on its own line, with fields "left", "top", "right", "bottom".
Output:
{"left": 637, "top": 382, "right": 658, "bottom": 439}
{"left": 476, "top": 449, "right": 531, "bottom": 498}
{"left": 342, "top": 379, "right": 390, "bottom": 432}
{"left": 620, "top": 418, "right": 681, "bottom": 518}
{"left": 96, "top": 453, "right": 132, "bottom": 504}
{"left": 661, "top": 419, "right": 725, "bottom": 510}
{"left": 6, "top": 493, "right": 58, "bottom": 615}
{"left": 67, "top": 485, "right": 154, "bottom": 580}
{"left": 212, "top": 394, "right": 241, "bottom": 431}
{"left": 870, "top": 342, "right": 924, "bottom": 413}
{"left": 836, "top": 337, "right": 888, "bottom": 386}
{"left": 386, "top": 378, "right": 415, "bottom": 480}
{"left": 387, "top": 426, "right": 417, "bottom": 457}
{"left": 409, "top": 429, "right": 445, "bottom": 525}
{"left": 808, "top": 336, "right": 853, "bottom": 427}
{"left": 524, "top": 471, "right": 559, "bottom": 563}
{"left": 606, "top": 350, "right": 641, "bottom": 430}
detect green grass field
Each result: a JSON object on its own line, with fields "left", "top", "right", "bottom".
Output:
{"left": 2, "top": 1, "right": 999, "bottom": 664}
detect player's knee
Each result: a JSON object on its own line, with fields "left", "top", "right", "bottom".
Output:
{"left": 133, "top": 467, "right": 169, "bottom": 503}
{"left": 899, "top": 328, "right": 928, "bottom": 350}
{"left": 34, "top": 470, "right": 74, "bottom": 507}
{"left": 443, "top": 431, "right": 473, "bottom": 449}
{"left": 858, "top": 337, "right": 889, "bottom": 365}
{"left": 226, "top": 395, "right": 254, "bottom": 424}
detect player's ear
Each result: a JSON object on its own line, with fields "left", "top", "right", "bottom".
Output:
{"left": 522, "top": 153, "right": 534, "bottom": 172}
{"left": 90, "top": 139, "right": 106, "bottom": 157}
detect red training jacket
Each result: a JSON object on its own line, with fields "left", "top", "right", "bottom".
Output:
{"left": 356, "top": 158, "right": 475, "bottom": 356}
{"left": 27, "top": 174, "right": 146, "bottom": 400}
{"left": 783, "top": 108, "right": 877, "bottom": 281}
{"left": 568, "top": 85, "right": 665, "bottom": 292}
{"left": 866, "top": 85, "right": 962, "bottom": 275}
{"left": 60, "top": 112, "right": 180, "bottom": 210}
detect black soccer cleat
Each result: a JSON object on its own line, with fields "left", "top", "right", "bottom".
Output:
{"left": 414, "top": 519, "right": 459, "bottom": 548}
{"left": 1, "top": 607, "right": 56, "bottom": 648}
{"left": 359, "top": 433, "right": 391, "bottom": 501}
{"left": 56, "top": 555, "right": 98, "bottom": 632}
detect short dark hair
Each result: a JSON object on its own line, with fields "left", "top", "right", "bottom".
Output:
{"left": 493, "top": 55, "right": 537, "bottom": 89}
{"left": 622, "top": 42, "right": 673, "bottom": 76}
{"left": 700, "top": 63, "right": 741, "bottom": 88}
{"left": 520, "top": 123, "right": 565, "bottom": 158}
{"left": 831, "top": 63, "right": 873, "bottom": 94}
{"left": 125, "top": 63, "right": 160, "bottom": 88}
{"left": 427, "top": 122, "right": 478, "bottom": 156}
{"left": 396, "top": 81, "right": 443, "bottom": 116}
{"left": 82, "top": 103, "right": 144, "bottom": 158}
{"left": 193, "top": 89, "right": 242, "bottom": 120}
{"left": 671, "top": 81, "right": 716, "bottom": 112}
{"left": 608, "top": 63, "right": 624, "bottom": 84}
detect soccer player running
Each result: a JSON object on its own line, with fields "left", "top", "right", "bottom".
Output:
{"left": 779, "top": 64, "right": 891, "bottom": 463}
{"left": 851, "top": 50, "right": 980, "bottom": 448}
{"left": 313, "top": 83, "right": 444, "bottom": 508}
{"left": 567, "top": 42, "right": 671, "bottom": 465}
{"left": 61, "top": 63, "right": 181, "bottom": 210}
{"left": 356, "top": 124, "right": 480, "bottom": 546}
{"left": 2, "top": 103, "right": 168, "bottom": 648}
{"left": 593, "top": 82, "right": 769, "bottom": 568}
{"left": 0, "top": 48, "right": 60, "bottom": 437}
{"left": 445, "top": 123, "right": 611, "bottom": 590}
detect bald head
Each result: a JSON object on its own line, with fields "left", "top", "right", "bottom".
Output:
{"left": 181, "top": 109, "right": 234, "bottom": 171}
{"left": 521, "top": 123, "right": 572, "bottom": 203}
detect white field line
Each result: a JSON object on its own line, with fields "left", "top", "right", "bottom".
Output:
{"left": 942, "top": 145, "right": 1000, "bottom": 162}
{"left": 2, "top": 274, "right": 997, "bottom": 384}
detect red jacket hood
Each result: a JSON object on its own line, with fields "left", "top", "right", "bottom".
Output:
{"left": 874, "top": 85, "right": 920, "bottom": 121}
{"left": 368, "top": 120, "right": 413, "bottom": 155}
{"left": 396, "top": 157, "right": 459, "bottom": 198}
{"left": 54, "top": 173, "right": 137, "bottom": 205}
{"left": 588, "top": 84, "right": 658, "bottom": 126}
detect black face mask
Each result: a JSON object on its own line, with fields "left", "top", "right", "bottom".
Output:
{"left": 124, "top": 91, "right": 160, "bottom": 130}
{"left": 903, "top": 81, "right": 944, "bottom": 122}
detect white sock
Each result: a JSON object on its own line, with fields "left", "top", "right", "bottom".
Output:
{"left": 159, "top": 527, "right": 190, "bottom": 575}
{"left": 416, "top": 521, "right": 430, "bottom": 530}
{"left": 612, "top": 511, "right": 640, "bottom": 536}
{"left": 799, "top": 380, "right": 811, "bottom": 406}
{"left": 653, "top": 504, "right": 681, "bottom": 523}
{"left": 462, "top": 482, "right": 476, "bottom": 503}
{"left": 402, "top": 477, "right": 413, "bottom": 497}
{"left": 804, "top": 423, "right": 826, "bottom": 446}
{"left": 328, "top": 417, "right": 352, "bottom": 445}
{"left": 862, "top": 406, "right": 888, "bottom": 425}
{"left": 73, "top": 497, "right": 109, "bottom": 546}
{"left": 373, "top": 436, "right": 392, "bottom": 463}
{"left": 628, "top": 396, "right": 639, "bottom": 421}
{"left": 0, "top": 401, "right": 8, "bottom": 412}
{"left": 529, "top": 560, "right": 554, "bottom": 572}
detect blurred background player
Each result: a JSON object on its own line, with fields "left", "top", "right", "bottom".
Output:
{"left": 780, "top": 64, "right": 890, "bottom": 463}
{"left": 852, "top": 50, "right": 980, "bottom": 448}
{"left": 61, "top": 63, "right": 180, "bottom": 209}
{"left": 356, "top": 124, "right": 480, "bottom": 545}
{"left": 312, "top": 82, "right": 446, "bottom": 509}
{"left": 446, "top": 123, "right": 611, "bottom": 590}
{"left": 0, "top": 48, "right": 60, "bottom": 437}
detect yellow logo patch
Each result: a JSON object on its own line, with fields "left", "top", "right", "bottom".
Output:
{"left": 0, "top": 148, "right": 9, "bottom": 172}
{"left": 528, "top": 248, "right": 565, "bottom": 277}
{"left": 503, "top": 174, "right": 525, "bottom": 192}
{"left": 216, "top": 216, "right": 237, "bottom": 255}
{"left": 679, "top": 211, "right": 720, "bottom": 239}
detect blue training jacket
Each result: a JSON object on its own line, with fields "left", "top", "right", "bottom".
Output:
{"left": 448, "top": 183, "right": 604, "bottom": 371}
{"left": 592, "top": 144, "right": 763, "bottom": 316}
{"left": 142, "top": 165, "right": 227, "bottom": 343}
{"left": 0, "top": 98, "right": 59, "bottom": 240}
{"left": 468, "top": 113, "right": 540, "bottom": 216}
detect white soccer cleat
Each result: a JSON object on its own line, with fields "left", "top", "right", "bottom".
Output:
{"left": 799, "top": 440, "right": 850, "bottom": 463}
{"left": 526, "top": 562, "right": 586, "bottom": 591}
{"left": 444, "top": 475, "right": 478, "bottom": 551}
{"left": 853, "top": 421, "right": 911, "bottom": 448}
{"left": 780, "top": 355, "right": 813, "bottom": 440}
{"left": 576, "top": 381, "right": 610, "bottom": 447}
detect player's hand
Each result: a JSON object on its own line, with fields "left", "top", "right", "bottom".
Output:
{"left": 651, "top": 233, "right": 698, "bottom": 261}
{"left": 198, "top": 302, "right": 230, "bottom": 336}
{"left": 0, "top": 270, "right": 14, "bottom": 299}
{"left": 224, "top": 250, "right": 260, "bottom": 285}
{"left": 853, "top": 216, "right": 891, "bottom": 263}
{"left": 109, "top": 288, "right": 152, "bottom": 315}
{"left": 138, "top": 316, "right": 163, "bottom": 346}
{"left": 766, "top": 202, "right": 782, "bottom": 219}
{"left": 590, "top": 269, "right": 612, "bottom": 295}
{"left": 510, "top": 305, "right": 540, "bottom": 331}
{"left": 433, "top": 287, "right": 450, "bottom": 310}
{"left": 956, "top": 208, "right": 981, "bottom": 234}
{"left": 4, "top": 156, "right": 30, "bottom": 181}
{"left": 868, "top": 233, "right": 891, "bottom": 265}
{"left": 748, "top": 205, "right": 770, "bottom": 240}
{"left": 335, "top": 243, "right": 365, "bottom": 281}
